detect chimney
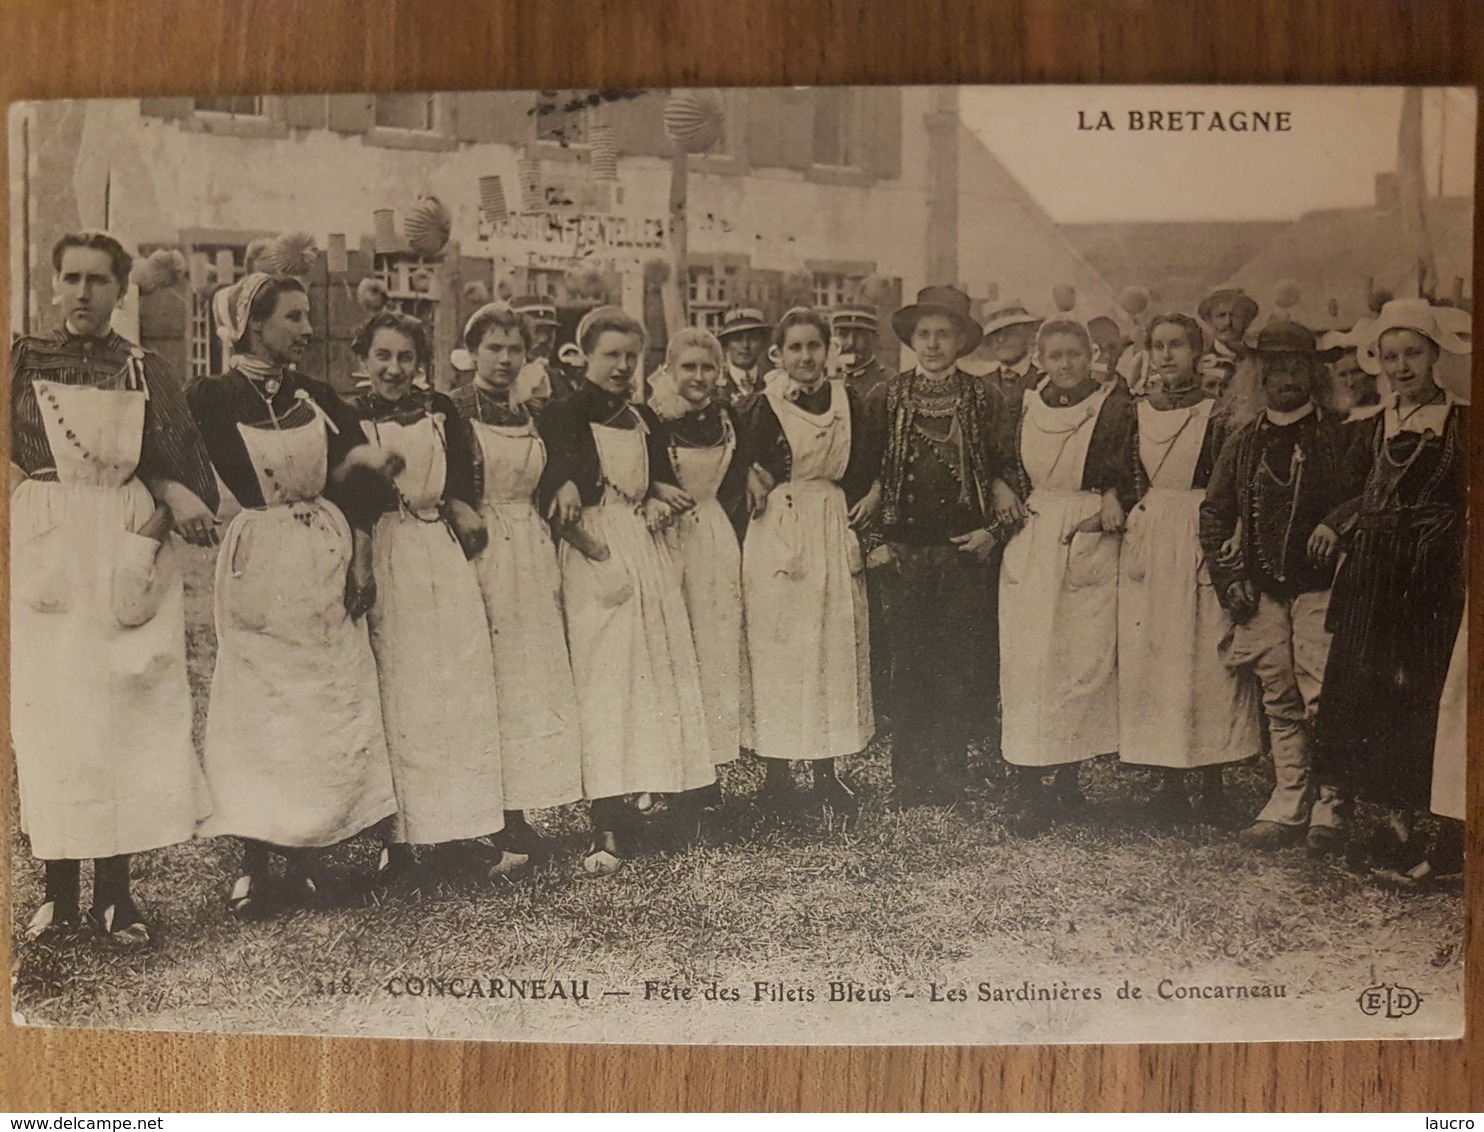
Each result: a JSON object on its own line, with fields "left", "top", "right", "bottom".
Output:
{"left": 1374, "top": 171, "right": 1400, "bottom": 211}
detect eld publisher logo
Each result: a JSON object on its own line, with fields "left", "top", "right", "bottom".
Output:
{"left": 1357, "top": 983, "right": 1422, "bottom": 1018}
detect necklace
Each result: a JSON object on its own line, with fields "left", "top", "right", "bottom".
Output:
{"left": 1395, "top": 388, "right": 1445, "bottom": 428}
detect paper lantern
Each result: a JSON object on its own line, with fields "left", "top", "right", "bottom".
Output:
{"left": 589, "top": 125, "right": 619, "bottom": 179}
{"left": 663, "top": 90, "right": 725, "bottom": 153}
{"left": 1052, "top": 283, "right": 1077, "bottom": 312}
{"left": 463, "top": 280, "right": 491, "bottom": 306}
{"left": 373, "top": 209, "right": 398, "bottom": 254}
{"left": 643, "top": 258, "right": 671, "bottom": 287}
{"left": 244, "top": 237, "right": 274, "bottom": 275}
{"left": 215, "top": 248, "right": 237, "bottom": 286}
{"left": 479, "top": 175, "right": 509, "bottom": 223}
{"left": 1273, "top": 279, "right": 1302, "bottom": 310}
{"left": 131, "top": 248, "right": 187, "bottom": 294}
{"left": 326, "top": 233, "right": 349, "bottom": 275}
{"left": 518, "top": 158, "right": 543, "bottom": 212}
{"left": 260, "top": 231, "right": 319, "bottom": 278}
{"left": 1119, "top": 286, "right": 1151, "bottom": 316}
{"left": 357, "top": 276, "right": 389, "bottom": 312}
{"left": 404, "top": 196, "right": 452, "bottom": 258}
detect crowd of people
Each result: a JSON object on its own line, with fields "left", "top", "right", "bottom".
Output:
{"left": 10, "top": 229, "right": 1470, "bottom": 951}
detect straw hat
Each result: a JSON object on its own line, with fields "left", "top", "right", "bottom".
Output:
{"left": 980, "top": 299, "right": 1041, "bottom": 339}
{"left": 1197, "top": 286, "right": 1259, "bottom": 328}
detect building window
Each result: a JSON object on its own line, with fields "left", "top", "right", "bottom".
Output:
{"left": 374, "top": 93, "right": 437, "bottom": 133}
{"left": 687, "top": 265, "right": 736, "bottom": 331}
{"left": 372, "top": 253, "right": 439, "bottom": 323}
{"left": 523, "top": 268, "right": 566, "bottom": 300}
{"left": 812, "top": 270, "right": 864, "bottom": 310}
{"left": 533, "top": 90, "right": 591, "bottom": 147}
{"left": 188, "top": 245, "right": 246, "bottom": 380}
{"left": 812, "top": 88, "right": 859, "bottom": 169}
{"left": 193, "top": 96, "right": 265, "bottom": 118}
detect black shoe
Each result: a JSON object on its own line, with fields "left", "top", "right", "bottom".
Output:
{"left": 86, "top": 900, "right": 152, "bottom": 950}
{"left": 226, "top": 873, "right": 271, "bottom": 920}
{"left": 811, "top": 773, "right": 859, "bottom": 818}
{"left": 1193, "top": 784, "right": 1239, "bottom": 829}
{"left": 24, "top": 899, "right": 79, "bottom": 942}
{"left": 695, "top": 781, "right": 725, "bottom": 810}
{"left": 1053, "top": 769, "right": 1085, "bottom": 811}
{"left": 1147, "top": 784, "right": 1192, "bottom": 825}
{"left": 1305, "top": 825, "right": 1346, "bottom": 859}
{"left": 756, "top": 775, "right": 800, "bottom": 815}
{"left": 1007, "top": 806, "right": 1053, "bottom": 838}
{"left": 581, "top": 831, "right": 626, "bottom": 878}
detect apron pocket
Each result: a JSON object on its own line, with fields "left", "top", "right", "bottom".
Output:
{"left": 14, "top": 522, "right": 72, "bottom": 613}
{"left": 1065, "top": 531, "right": 1116, "bottom": 589}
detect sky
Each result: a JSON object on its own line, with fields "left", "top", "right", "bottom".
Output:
{"left": 960, "top": 85, "right": 1476, "bottom": 224}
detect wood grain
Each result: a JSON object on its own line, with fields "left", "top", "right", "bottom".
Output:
{"left": 2, "top": 0, "right": 1480, "bottom": 1112}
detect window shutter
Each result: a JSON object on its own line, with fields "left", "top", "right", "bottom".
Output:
{"left": 324, "top": 242, "right": 371, "bottom": 392}
{"left": 742, "top": 268, "right": 787, "bottom": 323}
{"left": 601, "top": 90, "right": 674, "bottom": 159}
{"left": 863, "top": 87, "right": 902, "bottom": 181}
{"left": 453, "top": 90, "right": 536, "bottom": 145}
{"left": 302, "top": 251, "right": 331, "bottom": 384}
{"left": 283, "top": 95, "right": 329, "bottom": 130}
{"left": 139, "top": 97, "right": 193, "bottom": 120}
{"left": 745, "top": 89, "right": 814, "bottom": 171}
{"left": 326, "top": 93, "right": 376, "bottom": 134}
{"left": 456, "top": 255, "right": 494, "bottom": 332}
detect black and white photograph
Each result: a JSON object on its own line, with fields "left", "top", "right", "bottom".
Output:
{"left": 6, "top": 83, "right": 1473, "bottom": 1045}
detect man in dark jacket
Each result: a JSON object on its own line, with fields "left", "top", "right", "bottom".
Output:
{"left": 1199, "top": 320, "right": 1356, "bottom": 852}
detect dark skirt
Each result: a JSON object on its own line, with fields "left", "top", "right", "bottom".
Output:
{"left": 1316, "top": 512, "right": 1463, "bottom": 811}
{"left": 878, "top": 542, "right": 1000, "bottom": 787}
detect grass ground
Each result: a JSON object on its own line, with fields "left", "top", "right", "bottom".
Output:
{"left": 8, "top": 544, "right": 1464, "bottom": 1045}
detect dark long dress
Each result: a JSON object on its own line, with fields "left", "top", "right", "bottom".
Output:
{"left": 1316, "top": 403, "right": 1468, "bottom": 811}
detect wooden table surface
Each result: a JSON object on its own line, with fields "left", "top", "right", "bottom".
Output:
{"left": 1, "top": 0, "right": 1480, "bottom": 1112}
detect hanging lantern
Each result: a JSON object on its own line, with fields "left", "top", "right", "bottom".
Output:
{"left": 1273, "top": 279, "right": 1302, "bottom": 311}
{"left": 643, "top": 258, "right": 672, "bottom": 287}
{"left": 517, "top": 158, "right": 543, "bottom": 212}
{"left": 260, "top": 231, "right": 320, "bottom": 278}
{"left": 1119, "top": 286, "right": 1151, "bottom": 317}
{"left": 356, "top": 277, "right": 389, "bottom": 312}
{"left": 1052, "top": 283, "right": 1077, "bottom": 313}
{"left": 589, "top": 125, "right": 619, "bottom": 179}
{"left": 132, "top": 248, "right": 187, "bottom": 294}
{"left": 189, "top": 251, "right": 211, "bottom": 293}
{"left": 326, "top": 233, "right": 349, "bottom": 275}
{"left": 478, "top": 174, "right": 509, "bottom": 223}
{"left": 244, "top": 237, "right": 275, "bottom": 275}
{"left": 373, "top": 209, "right": 399, "bottom": 254}
{"left": 215, "top": 248, "right": 237, "bottom": 287}
{"left": 404, "top": 195, "right": 452, "bottom": 258}
{"left": 663, "top": 90, "right": 725, "bottom": 153}
{"left": 462, "top": 280, "right": 491, "bottom": 306}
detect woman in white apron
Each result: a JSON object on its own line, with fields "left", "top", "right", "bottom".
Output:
{"left": 537, "top": 306, "right": 715, "bottom": 875}
{"left": 1119, "top": 314, "right": 1259, "bottom": 824}
{"left": 11, "top": 232, "right": 221, "bottom": 947}
{"left": 449, "top": 303, "right": 583, "bottom": 871}
{"left": 739, "top": 308, "right": 877, "bottom": 816}
{"left": 186, "top": 274, "right": 399, "bottom": 917}
{"left": 999, "top": 318, "right": 1136, "bottom": 834}
{"left": 349, "top": 312, "right": 513, "bottom": 886}
{"left": 651, "top": 329, "right": 752, "bottom": 794}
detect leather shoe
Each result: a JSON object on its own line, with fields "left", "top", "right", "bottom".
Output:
{"left": 1237, "top": 820, "right": 1303, "bottom": 849}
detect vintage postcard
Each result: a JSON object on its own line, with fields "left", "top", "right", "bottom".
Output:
{"left": 6, "top": 84, "right": 1473, "bottom": 1045}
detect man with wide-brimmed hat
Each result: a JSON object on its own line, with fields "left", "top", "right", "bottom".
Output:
{"left": 1196, "top": 285, "right": 1260, "bottom": 399}
{"left": 1199, "top": 319, "right": 1357, "bottom": 852}
{"left": 831, "top": 303, "right": 888, "bottom": 397}
{"left": 715, "top": 306, "right": 773, "bottom": 403}
{"left": 973, "top": 299, "right": 1044, "bottom": 425}
{"left": 867, "top": 285, "right": 1021, "bottom": 807}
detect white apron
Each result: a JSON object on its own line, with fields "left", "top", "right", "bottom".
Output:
{"left": 11, "top": 380, "right": 210, "bottom": 859}
{"left": 1431, "top": 602, "right": 1466, "bottom": 821}
{"left": 201, "top": 414, "right": 397, "bottom": 847}
{"left": 1119, "top": 399, "right": 1260, "bottom": 768}
{"left": 471, "top": 420, "right": 583, "bottom": 810}
{"left": 560, "top": 419, "right": 715, "bottom": 798}
{"left": 1000, "top": 385, "right": 1120, "bottom": 766}
{"left": 363, "top": 413, "right": 505, "bottom": 844}
{"left": 743, "top": 381, "right": 873, "bottom": 761}
{"left": 668, "top": 418, "right": 748, "bottom": 765}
